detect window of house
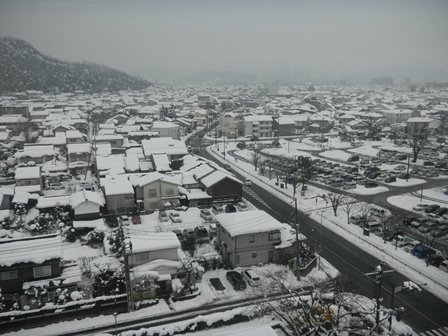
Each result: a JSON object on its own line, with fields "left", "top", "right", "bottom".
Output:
{"left": 33, "top": 265, "right": 52, "bottom": 278}
{"left": 269, "top": 232, "right": 281, "bottom": 241}
{"left": 249, "top": 235, "right": 255, "bottom": 243}
{"left": 165, "top": 188, "right": 174, "bottom": 196}
{"left": 148, "top": 189, "right": 157, "bottom": 198}
{"left": 0, "top": 270, "right": 17, "bottom": 280}
{"left": 252, "top": 252, "right": 257, "bottom": 258}
{"left": 135, "top": 252, "right": 149, "bottom": 262}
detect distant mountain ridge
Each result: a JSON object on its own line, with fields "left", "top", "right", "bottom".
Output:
{"left": 0, "top": 37, "right": 151, "bottom": 93}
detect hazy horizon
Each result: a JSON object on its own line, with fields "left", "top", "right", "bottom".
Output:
{"left": 1, "top": 0, "right": 448, "bottom": 81}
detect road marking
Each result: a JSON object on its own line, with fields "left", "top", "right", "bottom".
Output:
{"left": 420, "top": 328, "right": 448, "bottom": 336}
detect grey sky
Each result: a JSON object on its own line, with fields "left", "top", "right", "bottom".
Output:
{"left": 1, "top": 0, "right": 448, "bottom": 77}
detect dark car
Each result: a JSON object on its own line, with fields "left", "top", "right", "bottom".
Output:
{"left": 435, "top": 207, "right": 448, "bottom": 216}
{"left": 226, "top": 271, "right": 247, "bottom": 290}
{"left": 194, "top": 225, "right": 208, "bottom": 237}
{"left": 364, "top": 181, "right": 379, "bottom": 188}
{"left": 348, "top": 155, "right": 359, "bottom": 162}
{"left": 425, "top": 204, "right": 441, "bottom": 213}
{"left": 172, "top": 229, "right": 183, "bottom": 240}
{"left": 384, "top": 176, "right": 396, "bottom": 183}
{"left": 225, "top": 204, "right": 237, "bottom": 213}
{"left": 398, "top": 173, "right": 410, "bottom": 180}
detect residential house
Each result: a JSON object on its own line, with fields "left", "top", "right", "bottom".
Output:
{"left": 381, "top": 109, "right": 413, "bottom": 125}
{"left": 67, "top": 143, "right": 91, "bottom": 176}
{"left": 15, "top": 166, "right": 42, "bottom": 195}
{"left": 151, "top": 121, "right": 180, "bottom": 138}
{"left": 37, "top": 132, "right": 67, "bottom": 152}
{"left": 128, "top": 232, "right": 185, "bottom": 298}
{"left": 103, "top": 179, "right": 135, "bottom": 214}
{"left": 198, "top": 168, "right": 243, "bottom": 202}
{"left": 215, "top": 210, "right": 300, "bottom": 268}
{"left": 0, "top": 236, "right": 62, "bottom": 293}
{"left": 0, "top": 105, "right": 29, "bottom": 117}
{"left": 132, "top": 172, "right": 180, "bottom": 211}
{"left": 15, "top": 145, "right": 55, "bottom": 165}
{"left": 192, "top": 109, "right": 208, "bottom": 127}
{"left": 0, "top": 187, "right": 14, "bottom": 210}
{"left": 142, "top": 137, "right": 188, "bottom": 165}
{"left": 0, "top": 128, "right": 11, "bottom": 144}
{"left": 70, "top": 190, "right": 105, "bottom": 220}
{"left": 66, "top": 130, "right": 85, "bottom": 144}
{"left": 95, "top": 134, "right": 124, "bottom": 149}
{"left": 0, "top": 115, "right": 29, "bottom": 135}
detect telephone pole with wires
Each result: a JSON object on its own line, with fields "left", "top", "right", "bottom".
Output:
{"left": 119, "top": 218, "right": 134, "bottom": 312}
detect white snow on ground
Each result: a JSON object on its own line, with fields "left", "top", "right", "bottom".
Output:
{"left": 348, "top": 185, "right": 389, "bottom": 195}
{"left": 207, "top": 146, "right": 448, "bottom": 304}
{"left": 386, "top": 177, "right": 426, "bottom": 187}
{"left": 320, "top": 149, "right": 352, "bottom": 161}
{"left": 348, "top": 145, "right": 379, "bottom": 157}
{"left": 388, "top": 187, "right": 448, "bottom": 213}
{"left": 289, "top": 138, "right": 322, "bottom": 151}
{"left": 3, "top": 300, "right": 171, "bottom": 336}
{"left": 325, "top": 137, "right": 353, "bottom": 149}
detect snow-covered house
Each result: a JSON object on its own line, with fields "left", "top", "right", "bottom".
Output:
{"left": 95, "top": 134, "right": 124, "bottom": 149}
{"left": 0, "top": 236, "right": 63, "bottom": 293}
{"left": 406, "top": 117, "right": 432, "bottom": 135}
{"left": 103, "top": 179, "right": 135, "bottom": 214}
{"left": 132, "top": 172, "right": 180, "bottom": 211}
{"left": 0, "top": 115, "right": 29, "bottom": 135}
{"left": 198, "top": 169, "right": 243, "bottom": 202}
{"left": 65, "top": 130, "right": 85, "bottom": 144}
{"left": 15, "top": 166, "right": 42, "bottom": 195}
{"left": 151, "top": 121, "right": 179, "bottom": 138}
{"left": 15, "top": 144, "right": 55, "bottom": 165}
{"left": 0, "top": 128, "right": 12, "bottom": 144}
{"left": 244, "top": 115, "right": 273, "bottom": 138}
{"left": 128, "top": 232, "right": 184, "bottom": 298}
{"left": 67, "top": 143, "right": 91, "bottom": 176}
{"left": 142, "top": 137, "right": 188, "bottom": 164}
{"left": 215, "top": 210, "right": 301, "bottom": 268}
{"left": 70, "top": 190, "right": 105, "bottom": 220}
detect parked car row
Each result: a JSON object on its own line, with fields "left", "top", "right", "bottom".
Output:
{"left": 225, "top": 268, "right": 262, "bottom": 290}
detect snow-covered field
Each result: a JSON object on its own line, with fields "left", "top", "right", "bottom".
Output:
{"left": 388, "top": 186, "right": 448, "bottom": 213}
{"left": 319, "top": 149, "right": 352, "bottom": 161}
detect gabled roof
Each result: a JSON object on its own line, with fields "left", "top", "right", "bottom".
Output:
{"left": 15, "top": 166, "right": 40, "bottom": 179}
{"left": 142, "top": 137, "right": 188, "bottom": 157}
{"left": 70, "top": 190, "right": 105, "bottom": 208}
{"left": 199, "top": 170, "right": 242, "bottom": 188}
{"left": 131, "top": 172, "right": 180, "bottom": 187}
{"left": 103, "top": 179, "right": 134, "bottom": 196}
{"left": 215, "top": 210, "right": 284, "bottom": 237}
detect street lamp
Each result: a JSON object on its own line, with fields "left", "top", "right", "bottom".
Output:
{"left": 113, "top": 312, "right": 118, "bottom": 336}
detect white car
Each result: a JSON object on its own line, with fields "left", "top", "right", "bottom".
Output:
{"left": 169, "top": 212, "right": 182, "bottom": 223}
{"left": 412, "top": 204, "right": 429, "bottom": 211}
{"left": 242, "top": 269, "right": 262, "bottom": 287}
{"left": 200, "top": 209, "right": 213, "bottom": 221}
{"left": 237, "top": 202, "right": 248, "bottom": 211}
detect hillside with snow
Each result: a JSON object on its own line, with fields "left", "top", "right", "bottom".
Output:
{"left": 0, "top": 37, "right": 151, "bottom": 93}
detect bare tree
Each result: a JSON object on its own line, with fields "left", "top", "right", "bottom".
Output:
{"left": 408, "top": 129, "right": 428, "bottom": 163}
{"left": 325, "top": 193, "right": 347, "bottom": 216}
{"left": 342, "top": 199, "right": 357, "bottom": 224}
{"left": 253, "top": 272, "right": 407, "bottom": 336}
{"left": 354, "top": 202, "right": 375, "bottom": 230}
{"left": 251, "top": 150, "right": 262, "bottom": 171}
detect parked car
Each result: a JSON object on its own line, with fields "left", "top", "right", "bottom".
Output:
{"left": 120, "top": 215, "right": 130, "bottom": 225}
{"left": 225, "top": 204, "right": 237, "bottom": 213}
{"left": 183, "top": 228, "right": 195, "bottom": 238}
{"left": 226, "top": 271, "right": 247, "bottom": 290}
{"left": 48, "top": 182, "right": 65, "bottom": 190}
{"left": 364, "top": 181, "right": 378, "bottom": 188}
{"left": 132, "top": 215, "right": 141, "bottom": 224}
{"left": 158, "top": 210, "right": 169, "bottom": 222}
{"left": 169, "top": 212, "right": 182, "bottom": 223}
{"left": 242, "top": 269, "right": 262, "bottom": 286}
{"left": 194, "top": 225, "right": 208, "bottom": 237}
{"left": 384, "top": 176, "right": 397, "bottom": 183}
{"left": 412, "top": 204, "right": 429, "bottom": 211}
{"left": 236, "top": 202, "right": 248, "bottom": 211}
{"left": 172, "top": 229, "right": 183, "bottom": 240}
{"left": 200, "top": 209, "right": 213, "bottom": 221}
{"left": 244, "top": 179, "right": 252, "bottom": 187}
{"left": 424, "top": 204, "right": 440, "bottom": 213}
{"left": 211, "top": 204, "right": 225, "bottom": 215}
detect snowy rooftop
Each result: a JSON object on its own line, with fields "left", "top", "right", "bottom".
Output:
{"left": 215, "top": 210, "right": 285, "bottom": 237}
{"left": 142, "top": 137, "right": 188, "bottom": 157}
{"left": 200, "top": 170, "right": 242, "bottom": 188}
{"left": 72, "top": 218, "right": 105, "bottom": 229}
{"left": 0, "top": 236, "right": 62, "bottom": 267}
{"left": 132, "top": 171, "right": 180, "bottom": 187}
{"left": 152, "top": 153, "right": 172, "bottom": 172}
{"left": 70, "top": 190, "right": 105, "bottom": 208}
{"left": 36, "top": 195, "right": 71, "bottom": 209}
{"left": 15, "top": 166, "right": 40, "bottom": 179}
{"left": 129, "top": 232, "right": 181, "bottom": 254}
{"left": 67, "top": 143, "right": 90, "bottom": 154}
{"left": 103, "top": 179, "right": 134, "bottom": 196}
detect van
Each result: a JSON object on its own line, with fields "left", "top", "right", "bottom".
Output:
{"left": 370, "top": 207, "right": 386, "bottom": 217}
{"left": 440, "top": 260, "right": 448, "bottom": 272}
{"left": 349, "top": 214, "right": 365, "bottom": 225}
{"left": 394, "top": 235, "right": 418, "bottom": 248}
{"left": 330, "top": 177, "right": 344, "bottom": 187}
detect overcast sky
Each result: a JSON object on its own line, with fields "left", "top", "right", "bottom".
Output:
{"left": 1, "top": 0, "right": 448, "bottom": 77}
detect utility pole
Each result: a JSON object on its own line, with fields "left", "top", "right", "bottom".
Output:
{"left": 119, "top": 219, "right": 134, "bottom": 312}
{"left": 365, "top": 263, "right": 394, "bottom": 327}
{"left": 406, "top": 153, "right": 410, "bottom": 182}
{"left": 295, "top": 197, "right": 301, "bottom": 280}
